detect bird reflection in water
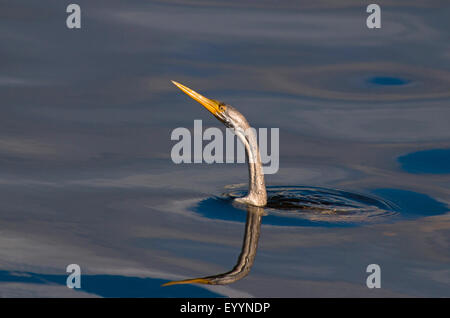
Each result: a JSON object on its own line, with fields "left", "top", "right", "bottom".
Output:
{"left": 163, "top": 205, "right": 264, "bottom": 286}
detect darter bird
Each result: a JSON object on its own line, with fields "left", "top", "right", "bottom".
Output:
{"left": 171, "top": 81, "right": 267, "bottom": 207}
{"left": 162, "top": 81, "right": 268, "bottom": 286}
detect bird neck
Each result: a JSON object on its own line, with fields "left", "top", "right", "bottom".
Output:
{"left": 235, "top": 126, "right": 267, "bottom": 207}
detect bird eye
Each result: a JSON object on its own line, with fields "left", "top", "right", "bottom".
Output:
{"left": 219, "top": 105, "right": 225, "bottom": 112}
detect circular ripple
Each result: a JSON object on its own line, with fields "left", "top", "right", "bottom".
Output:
{"left": 259, "top": 63, "right": 450, "bottom": 101}
{"left": 193, "top": 185, "right": 400, "bottom": 227}
{"left": 233, "top": 186, "right": 398, "bottom": 224}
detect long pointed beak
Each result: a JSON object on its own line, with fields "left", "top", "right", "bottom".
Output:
{"left": 162, "top": 278, "right": 212, "bottom": 287}
{"left": 171, "top": 81, "right": 222, "bottom": 117}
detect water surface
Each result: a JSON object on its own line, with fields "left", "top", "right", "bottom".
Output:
{"left": 0, "top": 0, "right": 449, "bottom": 297}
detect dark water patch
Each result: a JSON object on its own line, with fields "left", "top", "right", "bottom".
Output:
{"left": 0, "top": 270, "right": 221, "bottom": 298}
{"left": 398, "top": 149, "right": 450, "bottom": 174}
{"left": 368, "top": 76, "right": 411, "bottom": 86}
{"left": 372, "top": 188, "right": 449, "bottom": 217}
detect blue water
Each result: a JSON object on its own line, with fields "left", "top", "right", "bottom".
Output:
{"left": 372, "top": 188, "right": 449, "bottom": 217}
{"left": 398, "top": 149, "right": 450, "bottom": 174}
{"left": 0, "top": 1, "right": 449, "bottom": 297}
{"left": 368, "top": 76, "right": 411, "bottom": 86}
{"left": 0, "top": 271, "right": 220, "bottom": 298}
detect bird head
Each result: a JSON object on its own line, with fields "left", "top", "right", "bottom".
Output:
{"left": 171, "top": 81, "right": 248, "bottom": 131}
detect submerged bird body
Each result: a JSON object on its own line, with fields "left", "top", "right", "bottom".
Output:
{"left": 171, "top": 81, "right": 267, "bottom": 207}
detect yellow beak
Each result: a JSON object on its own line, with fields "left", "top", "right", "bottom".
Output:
{"left": 171, "top": 81, "right": 222, "bottom": 116}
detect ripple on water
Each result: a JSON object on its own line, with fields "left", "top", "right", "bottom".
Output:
{"left": 260, "top": 63, "right": 450, "bottom": 101}
{"left": 193, "top": 186, "right": 448, "bottom": 227}
{"left": 194, "top": 186, "right": 399, "bottom": 227}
